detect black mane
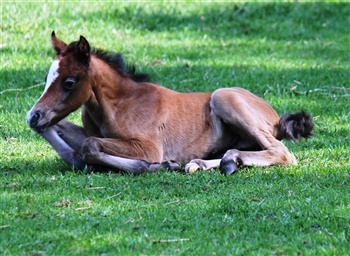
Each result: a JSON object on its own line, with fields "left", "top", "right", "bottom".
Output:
{"left": 65, "top": 41, "right": 150, "bottom": 83}
{"left": 92, "top": 49, "right": 150, "bottom": 83}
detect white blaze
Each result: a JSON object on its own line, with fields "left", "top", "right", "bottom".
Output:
{"left": 43, "top": 59, "right": 60, "bottom": 94}
{"left": 26, "top": 59, "right": 61, "bottom": 122}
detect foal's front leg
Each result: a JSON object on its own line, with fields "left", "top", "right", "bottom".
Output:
{"left": 39, "top": 120, "right": 87, "bottom": 170}
{"left": 80, "top": 137, "right": 180, "bottom": 174}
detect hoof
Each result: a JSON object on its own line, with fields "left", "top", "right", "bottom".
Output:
{"left": 149, "top": 161, "right": 180, "bottom": 172}
{"left": 162, "top": 161, "right": 181, "bottom": 171}
{"left": 85, "top": 164, "right": 95, "bottom": 174}
{"left": 62, "top": 153, "right": 86, "bottom": 171}
{"left": 72, "top": 157, "right": 87, "bottom": 171}
{"left": 220, "top": 159, "right": 240, "bottom": 175}
{"left": 185, "top": 163, "right": 200, "bottom": 174}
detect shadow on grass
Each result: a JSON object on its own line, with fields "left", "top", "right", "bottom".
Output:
{"left": 78, "top": 3, "right": 350, "bottom": 68}
{"left": 89, "top": 3, "right": 349, "bottom": 39}
{"left": 0, "top": 155, "right": 72, "bottom": 175}
{"left": 2, "top": 3, "right": 349, "bottom": 92}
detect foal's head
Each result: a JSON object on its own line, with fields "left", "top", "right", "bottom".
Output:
{"left": 27, "top": 32, "right": 93, "bottom": 132}
{"left": 27, "top": 32, "right": 148, "bottom": 133}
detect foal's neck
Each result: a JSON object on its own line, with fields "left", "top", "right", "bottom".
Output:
{"left": 90, "top": 56, "right": 139, "bottom": 98}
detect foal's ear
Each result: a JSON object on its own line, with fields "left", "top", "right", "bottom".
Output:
{"left": 51, "top": 31, "right": 67, "bottom": 56}
{"left": 76, "top": 35, "right": 90, "bottom": 64}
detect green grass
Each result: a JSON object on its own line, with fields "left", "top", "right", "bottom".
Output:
{"left": 1, "top": 1, "right": 350, "bottom": 255}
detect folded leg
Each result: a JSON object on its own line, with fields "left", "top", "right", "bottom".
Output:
{"left": 80, "top": 137, "right": 180, "bottom": 174}
{"left": 40, "top": 120, "right": 87, "bottom": 170}
{"left": 39, "top": 120, "right": 179, "bottom": 173}
{"left": 185, "top": 88, "right": 296, "bottom": 175}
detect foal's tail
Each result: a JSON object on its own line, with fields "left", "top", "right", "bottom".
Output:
{"left": 277, "top": 111, "right": 314, "bottom": 141}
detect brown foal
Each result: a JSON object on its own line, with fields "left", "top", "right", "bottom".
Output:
{"left": 27, "top": 32, "right": 313, "bottom": 174}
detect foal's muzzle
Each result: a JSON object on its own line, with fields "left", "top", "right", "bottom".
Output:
{"left": 27, "top": 110, "right": 49, "bottom": 133}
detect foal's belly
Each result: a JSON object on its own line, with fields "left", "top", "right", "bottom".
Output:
{"left": 159, "top": 92, "right": 214, "bottom": 164}
{"left": 160, "top": 114, "right": 214, "bottom": 163}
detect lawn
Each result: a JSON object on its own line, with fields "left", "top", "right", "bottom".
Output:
{"left": 1, "top": 1, "right": 349, "bottom": 255}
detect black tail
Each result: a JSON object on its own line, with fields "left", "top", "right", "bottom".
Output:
{"left": 277, "top": 111, "right": 314, "bottom": 141}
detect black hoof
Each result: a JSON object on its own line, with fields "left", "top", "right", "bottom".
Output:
{"left": 162, "top": 161, "right": 181, "bottom": 171}
{"left": 72, "top": 156, "right": 87, "bottom": 171}
{"left": 85, "top": 164, "right": 95, "bottom": 174}
{"left": 220, "top": 159, "right": 240, "bottom": 175}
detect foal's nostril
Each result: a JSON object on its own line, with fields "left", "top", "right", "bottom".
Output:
{"left": 29, "top": 111, "right": 42, "bottom": 128}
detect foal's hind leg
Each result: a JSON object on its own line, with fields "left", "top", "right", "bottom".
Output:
{"left": 40, "top": 120, "right": 87, "bottom": 170}
{"left": 186, "top": 88, "right": 297, "bottom": 174}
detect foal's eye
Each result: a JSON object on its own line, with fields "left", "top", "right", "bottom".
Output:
{"left": 63, "top": 77, "right": 77, "bottom": 90}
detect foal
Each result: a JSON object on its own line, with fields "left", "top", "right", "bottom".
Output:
{"left": 27, "top": 32, "right": 313, "bottom": 174}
